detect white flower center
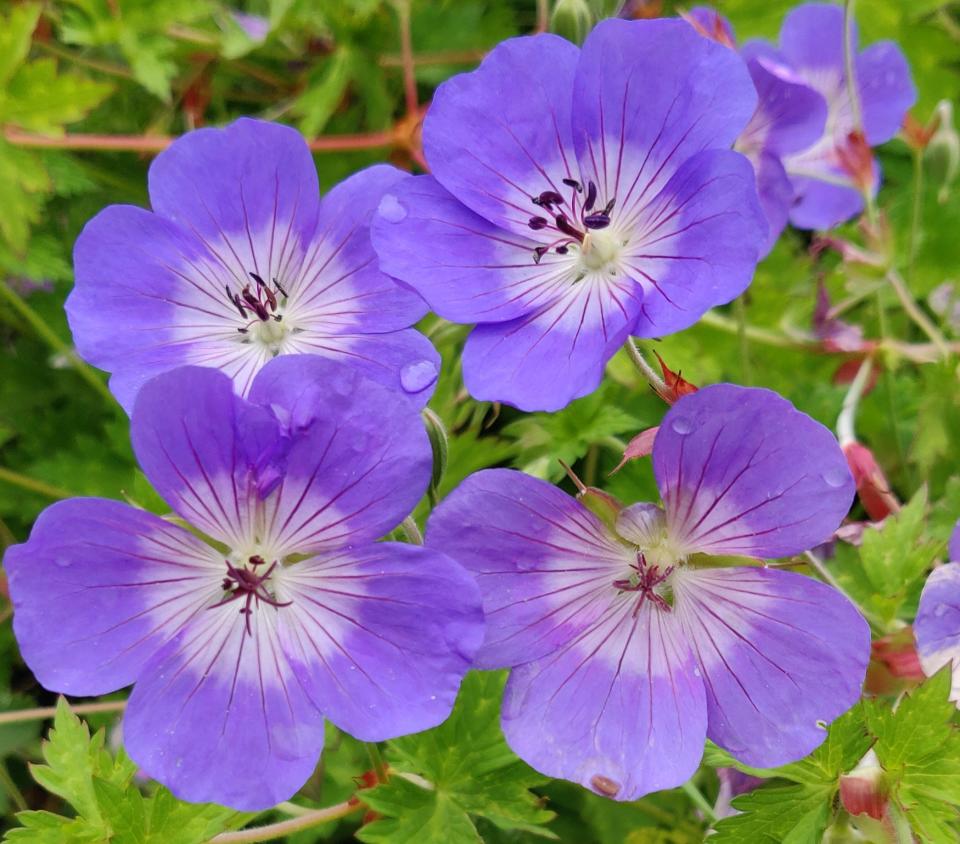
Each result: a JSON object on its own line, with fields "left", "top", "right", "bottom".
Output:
{"left": 578, "top": 228, "right": 623, "bottom": 274}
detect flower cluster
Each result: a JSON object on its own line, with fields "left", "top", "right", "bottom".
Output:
{"left": 687, "top": 4, "right": 915, "bottom": 236}
{"left": 7, "top": 5, "right": 913, "bottom": 817}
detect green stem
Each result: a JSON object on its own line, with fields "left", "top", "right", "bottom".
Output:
{"left": 874, "top": 291, "right": 913, "bottom": 488}
{"left": 0, "top": 280, "right": 115, "bottom": 406}
{"left": 700, "top": 311, "right": 806, "bottom": 350}
{"left": 886, "top": 269, "right": 951, "bottom": 358}
{"left": 681, "top": 779, "right": 717, "bottom": 824}
{"left": 366, "top": 742, "right": 389, "bottom": 783}
{"left": 0, "top": 467, "right": 73, "bottom": 500}
{"left": 907, "top": 149, "right": 925, "bottom": 284}
{"left": 0, "top": 760, "right": 27, "bottom": 812}
{"left": 399, "top": 516, "right": 423, "bottom": 546}
{"left": 623, "top": 339, "right": 667, "bottom": 395}
{"left": 734, "top": 296, "right": 752, "bottom": 385}
{"left": 209, "top": 800, "right": 362, "bottom": 843}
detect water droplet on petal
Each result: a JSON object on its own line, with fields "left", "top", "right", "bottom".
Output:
{"left": 822, "top": 467, "right": 849, "bottom": 488}
{"left": 400, "top": 359, "right": 438, "bottom": 394}
{"left": 670, "top": 416, "right": 693, "bottom": 435}
{"left": 935, "top": 603, "right": 949, "bottom": 617}
{"left": 378, "top": 194, "right": 407, "bottom": 223}
{"left": 55, "top": 557, "right": 72, "bottom": 568}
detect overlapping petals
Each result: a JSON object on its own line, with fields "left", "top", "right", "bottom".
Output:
{"left": 5, "top": 358, "right": 482, "bottom": 810}
{"left": 427, "top": 385, "right": 868, "bottom": 800}
{"left": 373, "top": 20, "right": 765, "bottom": 412}
{"left": 776, "top": 3, "right": 916, "bottom": 229}
{"left": 68, "top": 118, "right": 435, "bottom": 412}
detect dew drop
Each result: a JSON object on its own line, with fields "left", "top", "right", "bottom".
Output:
{"left": 822, "top": 467, "right": 849, "bottom": 488}
{"left": 935, "top": 603, "right": 949, "bottom": 618}
{"left": 55, "top": 557, "right": 72, "bottom": 568}
{"left": 400, "top": 359, "right": 438, "bottom": 394}
{"left": 378, "top": 194, "right": 407, "bottom": 223}
{"left": 670, "top": 416, "right": 693, "bottom": 435}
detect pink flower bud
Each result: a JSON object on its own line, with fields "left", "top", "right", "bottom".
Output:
{"left": 843, "top": 442, "right": 900, "bottom": 522}
{"left": 839, "top": 750, "right": 888, "bottom": 821}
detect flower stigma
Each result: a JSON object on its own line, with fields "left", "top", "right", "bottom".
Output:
{"left": 211, "top": 551, "right": 292, "bottom": 635}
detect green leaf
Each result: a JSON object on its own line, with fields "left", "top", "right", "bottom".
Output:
{"left": 710, "top": 784, "right": 832, "bottom": 844}
{"left": 0, "top": 140, "right": 51, "bottom": 252}
{"left": 294, "top": 47, "right": 355, "bottom": 137}
{"left": 859, "top": 488, "right": 938, "bottom": 611}
{"left": 708, "top": 705, "right": 872, "bottom": 842}
{"left": 2, "top": 59, "right": 113, "bottom": 134}
{"left": 0, "top": 3, "right": 41, "bottom": 86}
{"left": 357, "top": 672, "right": 555, "bottom": 843}
{"left": 866, "top": 669, "right": 960, "bottom": 837}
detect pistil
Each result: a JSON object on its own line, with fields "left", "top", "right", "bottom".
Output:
{"left": 211, "top": 553, "right": 292, "bottom": 635}
{"left": 613, "top": 552, "right": 674, "bottom": 616}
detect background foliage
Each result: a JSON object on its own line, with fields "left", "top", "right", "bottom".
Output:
{"left": 1, "top": 0, "right": 959, "bottom": 841}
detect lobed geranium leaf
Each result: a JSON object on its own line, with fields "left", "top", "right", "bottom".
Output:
{"left": 866, "top": 668, "right": 960, "bottom": 837}
{"left": 858, "top": 488, "right": 939, "bottom": 616}
{"left": 0, "top": 3, "right": 41, "bottom": 87}
{"left": 357, "top": 671, "right": 556, "bottom": 843}
{"left": 709, "top": 783, "right": 833, "bottom": 844}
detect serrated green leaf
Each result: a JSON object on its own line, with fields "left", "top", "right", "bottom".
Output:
{"left": 0, "top": 140, "right": 51, "bottom": 251}
{"left": 710, "top": 784, "right": 832, "bottom": 844}
{"left": 2, "top": 60, "right": 113, "bottom": 134}
{"left": 859, "top": 488, "right": 938, "bottom": 605}
{"left": 357, "top": 672, "right": 555, "bottom": 843}
{"left": 28, "top": 699, "right": 108, "bottom": 826}
{"left": 0, "top": 3, "right": 41, "bottom": 86}
{"left": 865, "top": 668, "right": 960, "bottom": 837}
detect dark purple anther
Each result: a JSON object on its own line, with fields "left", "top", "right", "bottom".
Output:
{"left": 556, "top": 245, "right": 569, "bottom": 254}
{"left": 554, "top": 214, "right": 584, "bottom": 241}
{"left": 272, "top": 278, "right": 288, "bottom": 298}
{"left": 602, "top": 198, "right": 616, "bottom": 215}
{"left": 584, "top": 181, "right": 597, "bottom": 212}
{"left": 533, "top": 190, "right": 564, "bottom": 208}
{"left": 562, "top": 177, "right": 583, "bottom": 193}
{"left": 528, "top": 216, "right": 549, "bottom": 230}
{"left": 226, "top": 286, "right": 247, "bottom": 318}
{"left": 533, "top": 246, "right": 549, "bottom": 264}
{"left": 583, "top": 213, "right": 611, "bottom": 230}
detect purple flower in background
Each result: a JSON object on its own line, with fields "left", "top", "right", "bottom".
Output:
{"left": 427, "top": 384, "right": 868, "bottom": 800}
{"left": 773, "top": 3, "right": 915, "bottom": 229}
{"left": 68, "top": 118, "right": 438, "bottom": 413}
{"left": 915, "top": 520, "right": 960, "bottom": 702}
{"left": 372, "top": 20, "right": 766, "bottom": 412}
{"left": 4, "top": 358, "right": 483, "bottom": 810}
{"left": 685, "top": 8, "right": 827, "bottom": 253}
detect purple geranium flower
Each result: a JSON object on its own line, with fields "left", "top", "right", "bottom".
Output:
{"left": 4, "top": 357, "right": 483, "bottom": 810}
{"left": 915, "top": 520, "right": 960, "bottom": 702}
{"left": 426, "top": 384, "right": 869, "bottom": 800}
{"left": 68, "top": 118, "right": 438, "bottom": 412}
{"left": 372, "top": 20, "right": 766, "bottom": 412}
{"left": 772, "top": 3, "right": 915, "bottom": 229}
{"left": 685, "top": 8, "right": 827, "bottom": 253}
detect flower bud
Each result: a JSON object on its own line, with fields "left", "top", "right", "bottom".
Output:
{"left": 836, "top": 131, "right": 876, "bottom": 197}
{"left": 839, "top": 749, "right": 889, "bottom": 822}
{"left": 926, "top": 100, "right": 959, "bottom": 204}
{"left": 422, "top": 407, "right": 448, "bottom": 503}
{"left": 549, "top": 0, "right": 594, "bottom": 44}
{"left": 842, "top": 441, "right": 900, "bottom": 522}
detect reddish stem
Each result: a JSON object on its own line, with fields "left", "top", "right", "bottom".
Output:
{"left": 3, "top": 126, "right": 398, "bottom": 155}
{"left": 395, "top": 0, "right": 419, "bottom": 120}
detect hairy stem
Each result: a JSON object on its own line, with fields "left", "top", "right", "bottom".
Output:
{"left": 366, "top": 743, "right": 389, "bottom": 783}
{"left": 623, "top": 339, "right": 667, "bottom": 396}
{"left": 400, "top": 516, "right": 424, "bottom": 545}
{"left": 394, "top": 0, "right": 418, "bottom": 119}
{"left": 210, "top": 800, "right": 363, "bottom": 843}
{"left": 734, "top": 296, "right": 752, "bottom": 385}
{"left": 836, "top": 357, "right": 874, "bottom": 446}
